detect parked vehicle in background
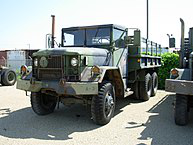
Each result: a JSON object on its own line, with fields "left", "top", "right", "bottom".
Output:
{"left": 17, "top": 15, "right": 165, "bottom": 125}
{"left": 7, "top": 50, "right": 26, "bottom": 72}
{"left": 0, "top": 66, "right": 16, "bottom": 86}
{"left": 165, "top": 18, "right": 193, "bottom": 126}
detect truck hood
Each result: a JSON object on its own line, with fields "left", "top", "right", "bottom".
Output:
{"left": 33, "top": 47, "right": 109, "bottom": 57}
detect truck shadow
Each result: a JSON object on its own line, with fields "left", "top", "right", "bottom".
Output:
{"left": 0, "top": 105, "right": 97, "bottom": 140}
{"left": 126, "top": 94, "right": 193, "bottom": 145}
{"left": 0, "top": 84, "right": 15, "bottom": 87}
{"left": 0, "top": 96, "right": 139, "bottom": 141}
{"left": 115, "top": 95, "right": 144, "bottom": 115}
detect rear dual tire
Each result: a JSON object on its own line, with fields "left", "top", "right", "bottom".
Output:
{"left": 139, "top": 73, "right": 152, "bottom": 101}
{"left": 139, "top": 72, "right": 158, "bottom": 101}
{"left": 151, "top": 72, "right": 158, "bottom": 97}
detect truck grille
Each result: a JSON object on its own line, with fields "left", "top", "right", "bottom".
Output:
{"left": 47, "top": 56, "right": 63, "bottom": 68}
{"left": 33, "top": 55, "right": 80, "bottom": 81}
{"left": 38, "top": 69, "right": 63, "bottom": 80}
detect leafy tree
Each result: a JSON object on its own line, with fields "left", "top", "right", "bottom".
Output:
{"left": 158, "top": 53, "right": 179, "bottom": 89}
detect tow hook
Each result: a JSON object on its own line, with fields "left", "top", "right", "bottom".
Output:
{"left": 59, "top": 78, "right": 66, "bottom": 86}
{"left": 30, "top": 77, "right": 35, "bottom": 85}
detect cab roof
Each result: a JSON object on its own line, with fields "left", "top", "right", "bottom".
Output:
{"left": 62, "top": 24, "right": 127, "bottom": 31}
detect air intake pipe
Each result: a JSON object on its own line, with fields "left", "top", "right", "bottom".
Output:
{"left": 51, "top": 15, "right": 55, "bottom": 48}
{"left": 180, "top": 18, "right": 185, "bottom": 68}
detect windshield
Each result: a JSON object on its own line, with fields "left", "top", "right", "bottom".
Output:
{"left": 62, "top": 27, "right": 111, "bottom": 47}
{"left": 63, "top": 29, "right": 85, "bottom": 46}
{"left": 86, "top": 28, "right": 110, "bottom": 45}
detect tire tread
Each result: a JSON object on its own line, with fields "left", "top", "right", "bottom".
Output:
{"left": 175, "top": 94, "right": 188, "bottom": 126}
{"left": 31, "top": 92, "right": 56, "bottom": 115}
{"left": 91, "top": 82, "right": 115, "bottom": 125}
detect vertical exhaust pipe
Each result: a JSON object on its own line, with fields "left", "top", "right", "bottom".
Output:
{"left": 180, "top": 18, "right": 185, "bottom": 68}
{"left": 51, "top": 15, "right": 55, "bottom": 48}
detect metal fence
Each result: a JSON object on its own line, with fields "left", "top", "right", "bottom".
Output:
{"left": 140, "top": 38, "right": 168, "bottom": 55}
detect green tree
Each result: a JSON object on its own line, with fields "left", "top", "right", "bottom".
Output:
{"left": 158, "top": 53, "right": 179, "bottom": 89}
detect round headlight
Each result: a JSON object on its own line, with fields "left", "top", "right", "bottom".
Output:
{"left": 71, "top": 57, "right": 78, "bottom": 67}
{"left": 34, "top": 58, "right": 38, "bottom": 67}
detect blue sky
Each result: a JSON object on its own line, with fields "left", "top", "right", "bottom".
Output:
{"left": 0, "top": 0, "right": 193, "bottom": 49}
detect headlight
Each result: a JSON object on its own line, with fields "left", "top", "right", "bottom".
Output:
{"left": 91, "top": 65, "right": 100, "bottom": 74}
{"left": 34, "top": 58, "right": 38, "bottom": 67}
{"left": 170, "top": 68, "right": 179, "bottom": 79}
{"left": 20, "top": 65, "right": 28, "bottom": 74}
{"left": 71, "top": 57, "right": 78, "bottom": 67}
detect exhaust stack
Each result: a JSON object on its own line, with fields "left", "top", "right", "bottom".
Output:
{"left": 51, "top": 15, "right": 55, "bottom": 48}
{"left": 180, "top": 18, "right": 185, "bottom": 68}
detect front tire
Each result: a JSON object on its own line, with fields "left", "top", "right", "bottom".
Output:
{"left": 91, "top": 82, "right": 115, "bottom": 125}
{"left": 174, "top": 94, "right": 189, "bottom": 126}
{"left": 31, "top": 92, "right": 57, "bottom": 115}
{"left": 139, "top": 73, "right": 152, "bottom": 101}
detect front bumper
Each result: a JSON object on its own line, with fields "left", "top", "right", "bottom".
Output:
{"left": 16, "top": 79, "right": 98, "bottom": 95}
{"left": 165, "top": 79, "right": 193, "bottom": 95}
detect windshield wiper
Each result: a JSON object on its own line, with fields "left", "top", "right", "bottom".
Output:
{"left": 94, "top": 28, "right": 99, "bottom": 38}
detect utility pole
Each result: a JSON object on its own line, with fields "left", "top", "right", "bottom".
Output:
{"left": 27, "top": 44, "right": 30, "bottom": 49}
{"left": 146, "top": 0, "right": 149, "bottom": 52}
{"left": 147, "top": 0, "right": 149, "bottom": 40}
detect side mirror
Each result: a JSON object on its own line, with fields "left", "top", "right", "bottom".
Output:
{"left": 169, "top": 38, "right": 175, "bottom": 48}
{"left": 48, "top": 37, "right": 52, "bottom": 48}
{"left": 46, "top": 34, "right": 52, "bottom": 48}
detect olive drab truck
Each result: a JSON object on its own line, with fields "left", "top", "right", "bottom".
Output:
{"left": 165, "top": 18, "right": 193, "bottom": 126}
{"left": 17, "top": 15, "right": 163, "bottom": 125}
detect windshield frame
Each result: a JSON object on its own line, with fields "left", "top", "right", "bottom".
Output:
{"left": 61, "top": 24, "right": 127, "bottom": 48}
{"left": 61, "top": 25, "right": 113, "bottom": 48}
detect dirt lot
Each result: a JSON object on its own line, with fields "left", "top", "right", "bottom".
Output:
{"left": 0, "top": 85, "right": 193, "bottom": 145}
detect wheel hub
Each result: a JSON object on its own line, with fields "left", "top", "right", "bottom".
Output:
{"left": 105, "top": 91, "right": 114, "bottom": 117}
{"left": 8, "top": 73, "right": 14, "bottom": 81}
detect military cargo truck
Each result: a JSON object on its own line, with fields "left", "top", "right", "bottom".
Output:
{"left": 17, "top": 16, "right": 163, "bottom": 125}
{"left": 165, "top": 19, "right": 193, "bottom": 126}
{"left": 0, "top": 66, "right": 16, "bottom": 86}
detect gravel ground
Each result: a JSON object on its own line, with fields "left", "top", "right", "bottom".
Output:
{"left": 0, "top": 85, "right": 193, "bottom": 145}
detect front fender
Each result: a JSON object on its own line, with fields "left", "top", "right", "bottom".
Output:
{"left": 98, "top": 66, "right": 120, "bottom": 83}
{"left": 97, "top": 66, "right": 125, "bottom": 98}
{"left": 80, "top": 66, "right": 121, "bottom": 83}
